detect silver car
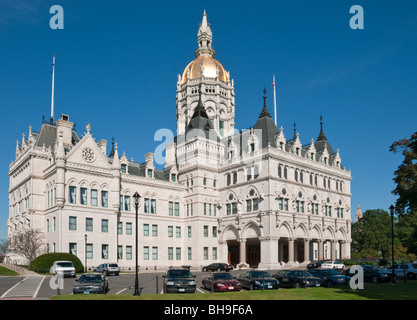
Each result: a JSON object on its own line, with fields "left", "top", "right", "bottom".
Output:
{"left": 95, "top": 263, "right": 120, "bottom": 276}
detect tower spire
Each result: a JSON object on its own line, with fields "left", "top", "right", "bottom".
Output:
{"left": 196, "top": 10, "right": 215, "bottom": 58}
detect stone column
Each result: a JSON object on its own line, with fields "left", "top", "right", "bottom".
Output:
{"left": 258, "top": 237, "right": 280, "bottom": 270}
{"left": 239, "top": 239, "right": 247, "bottom": 266}
{"left": 303, "top": 238, "right": 310, "bottom": 263}
{"left": 318, "top": 240, "right": 324, "bottom": 260}
{"left": 288, "top": 238, "right": 295, "bottom": 264}
{"left": 331, "top": 240, "right": 336, "bottom": 260}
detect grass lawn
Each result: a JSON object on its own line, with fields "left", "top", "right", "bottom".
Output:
{"left": 0, "top": 265, "right": 20, "bottom": 276}
{"left": 51, "top": 281, "right": 417, "bottom": 300}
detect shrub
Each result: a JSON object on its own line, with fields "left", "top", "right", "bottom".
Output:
{"left": 29, "top": 253, "right": 84, "bottom": 273}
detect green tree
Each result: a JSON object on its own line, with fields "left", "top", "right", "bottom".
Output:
{"left": 352, "top": 209, "right": 400, "bottom": 258}
{"left": 389, "top": 131, "right": 417, "bottom": 215}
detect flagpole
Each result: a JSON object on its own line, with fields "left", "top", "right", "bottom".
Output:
{"left": 273, "top": 74, "right": 277, "bottom": 125}
{"left": 50, "top": 54, "right": 56, "bottom": 125}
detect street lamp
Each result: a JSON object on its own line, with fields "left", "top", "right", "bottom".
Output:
{"left": 389, "top": 205, "right": 396, "bottom": 285}
{"left": 84, "top": 234, "right": 88, "bottom": 273}
{"left": 133, "top": 191, "right": 141, "bottom": 296}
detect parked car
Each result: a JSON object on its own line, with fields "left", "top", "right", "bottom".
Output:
{"left": 272, "top": 270, "right": 323, "bottom": 288}
{"left": 202, "top": 272, "right": 242, "bottom": 292}
{"left": 321, "top": 260, "right": 345, "bottom": 270}
{"left": 345, "top": 265, "right": 391, "bottom": 283}
{"left": 95, "top": 263, "right": 120, "bottom": 276}
{"left": 307, "top": 260, "right": 326, "bottom": 269}
{"left": 50, "top": 261, "right": 76, "bottom": 278}
{"left": 308, "top": 269, "right": 351, "bottom": 287}
{"left": 393, "top": 263, "right": 417, "bottom": 279}
{"left": 237, "top": 270, "right": 279, "bottom": 290}
{"left": 202, "top": 263, "right": 233, "bottom": 272}
{"left": 73, "top": 273, "right": 109, "bottom": 294}
{"left": 162, "top": 267, "right": 196, "bottom": 293}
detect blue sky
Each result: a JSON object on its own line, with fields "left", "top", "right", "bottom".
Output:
{"left": 1, "top": 0, "right": 416, "bottom": 239}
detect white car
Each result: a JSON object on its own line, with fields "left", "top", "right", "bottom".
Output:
{"left": 320, "top": 260, "right": 345, "bottom": 270}
{"left": 50, "top": 261, "right": 76, "bottom": 278}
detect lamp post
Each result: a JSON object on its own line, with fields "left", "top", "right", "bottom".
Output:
{"left": 389, "top": 205, "right": 396, "bottom": 285}
{"left": 84, "top": 234, "right": 88, "bottom": 273}
{"left": 133, "top": 192, "right": 141, "bottom": 296}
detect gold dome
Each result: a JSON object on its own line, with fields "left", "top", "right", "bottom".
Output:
{"left": 181, "top": 55, "right": 228, "bottom": 84}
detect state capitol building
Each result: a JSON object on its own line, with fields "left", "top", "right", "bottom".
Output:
{"left": 7, "top": 12, "right": 352, "bottom": 270}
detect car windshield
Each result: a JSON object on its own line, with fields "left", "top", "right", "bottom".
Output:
{"left": 78, "top": 274, "right": 102, "bottom": 283}
{"left": 291, "top": 271, "right": 313, "bottom": 277}
{"left": 167, "top": 270, "right": 193, "bottom": 278}
{"left": 251, "top": 271, "right": 271, "bottom": 278}
{"left": 109, "top": 264, "right": 118, "bottom": 267}
{"left": 213, "top": 273, "right": 234, "bottom": 280}
{"left": 57, "top": 262, "right": 73, "bottom": 268}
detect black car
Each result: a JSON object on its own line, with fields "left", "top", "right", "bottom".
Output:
{"left": 272, "top": 270, "right": 323, "bottom": 288}
{"left": 307, "top": 260, "right": 326, "bottom": 269}
{"left": 73, "top": 273, "right": 109, "bottom": 294}
{"left": 202, "top": 263, "right": 233, "bottom": 272}
{"left": 345, "top": 265, "right": 391, "bottom": 283}
{"left": 162, "top": 268, "right": 196, "bottom": 293}
{"left": 309, "top": 269, "right": 351, "bottom": 287}
{"left": 237, "top": 270, "right": 279, "bottom": 290}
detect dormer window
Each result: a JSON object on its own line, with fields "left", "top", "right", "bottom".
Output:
{"left": 250, "top": 143, "right": 255, "bottom": 153}
{"left": 121, "top": 164, "right": 127, "bottom": 173}
{"left": 147, "top": 169, "right": 153, "bottom": 178}
{"left": 171, "top": 173, "right": 177, "bottom": 182}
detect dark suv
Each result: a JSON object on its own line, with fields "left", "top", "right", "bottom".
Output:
{"left": 162, "top": 268, "right": 196, "bottom": 293}
{"left": 202, "top": 263, "right": 233, "bottom": 272}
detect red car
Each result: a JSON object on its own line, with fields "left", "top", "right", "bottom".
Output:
{"left": 202, "top": 272, "right": 242, "bottom": 292}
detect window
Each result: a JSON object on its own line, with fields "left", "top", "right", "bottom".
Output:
{"left": 144, "top": 198, "right": 149, "bottom": 213}
{"left": 80, "top": 188, "right": 87, "bottom": 205}
{"left": 176, "top": 226, "right": 181, "bottom": 238}
{"left": 143, "top": 247, "right": 149, "bottom": 260}
{"left": 203, "top": 177, "right": 207, "bottom": 186}
{"left": 203, "top": 226, "right": 209, "bottom": 237}
{"left": 147, "top": 169, "right": 153, "bottom": 178}
{"left": 212, "top": 226, "right": 217, "bottom": 238}
{"left": 86, "top": 244, "right": 93, "bottom": 259}
{"left": 118, "top": 222, "right": 123, "bottom": 234}
{"left": 121, "top": 164, "right": 127, "bottom": 173}
{"left": 188, "top": 247, "right": 192, "bottom": 260}
{"left": 101, "top": 219, "right": 109, "bottom": 232}
{"left": 69, "top": 186, "right": 76, "bottom": 204}
{"left": 311, "top": 203, "right": 319, "bottom": 215}
{"left": 126, "top": 246, "right": 132, "bottom": 260}
{"left": 91, "top": 189, "right": 98, "bottom": 207}
{"left": 174, "top": 202, "right": 179, "bottom": 216}
{"left": 168, "top": 247, "right": 173, "bottom": 260}
{"left": 69, "top": 216, "right": 77, "bottom": 231}
{"left": 168, "top": 201, "right": 173, "bottom": 216}
{"left": 152, "top": 247, "right": 158, "bottom": 260}
{"left": 101, "top": 191, "right": 108, "bottom": 207}
{"left": 118, "top": 246, "right": 123, "bottom": 259}
{"left": 171, "top": 174, "right": 176, "bottom": 182}
{"left": 219, "top": 120, "right": 224, "bottom": 136}
{"left": 176, "top": 248, "right": 181, "bottom": 260}
{"left": 151, "top": 199, "right": 156, "bottom": 214}
{"left": 296, "top": 201, "right": 305, "bottom": 213}
{"left": 143, "top": 224, "right": 149, "bottom": 236}
{"left": 213, "top": 247, "right": 218, "bottom": 260}
{"left": 152, "top": 224, "right": 158, "bottom": 236}
{"left": 187, "top": 226, "right": 192, "bottom": 238}
{"left": 124, "top": 196, "right": 131, "bottom": 211}
{"left": 168, "top": 226, "right": 173, "bottom": 237}
{"left": 203, "top": 247, "right": 209, "bottom": 260}
{"left": 69, "top": 243, "right": 77, "bottom": 256}
{"left": 102, "top": 244, "right": 109, "bottom": 259}
{"left": 86, "top": 218, "right": 93, "bottom": 232}
{"left": 126, "top": 222, "right": 132, "bottom": 235}
{"left": 250, "top": 143, "right": 255, "bottom": 152}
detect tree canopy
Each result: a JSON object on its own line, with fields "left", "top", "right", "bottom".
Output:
{"left": 390, "top": 131, "right": 417, "bottom": 215}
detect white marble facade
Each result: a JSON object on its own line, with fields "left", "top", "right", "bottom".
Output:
{"left": 7, "top": 12, "right": 352, "bottom": 270}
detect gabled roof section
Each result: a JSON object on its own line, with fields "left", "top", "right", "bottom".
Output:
{"left": 253, "top": 89, "right": 279, "bottom": 148}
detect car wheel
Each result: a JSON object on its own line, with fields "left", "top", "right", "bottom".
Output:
{"left": 202, "top": 268, "right": 207, "bottom": 272}
{"left": 326, "top": 280, "right": 334, "bottom": 287}
{"left": 249, "top": 284, "right": 254, "bottom": 291}
{"left": 372, "top": 276, "right": 378, "bottom": 283}
{"left": 217, "top": 268, "right": 222, "bottom": 272}
{"left": 294, "top": 281, "right": 301, "bottom": 288}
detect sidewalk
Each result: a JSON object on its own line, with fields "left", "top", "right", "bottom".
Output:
{"left": 0, "top": 262, "right": 40, "bottom": 277}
